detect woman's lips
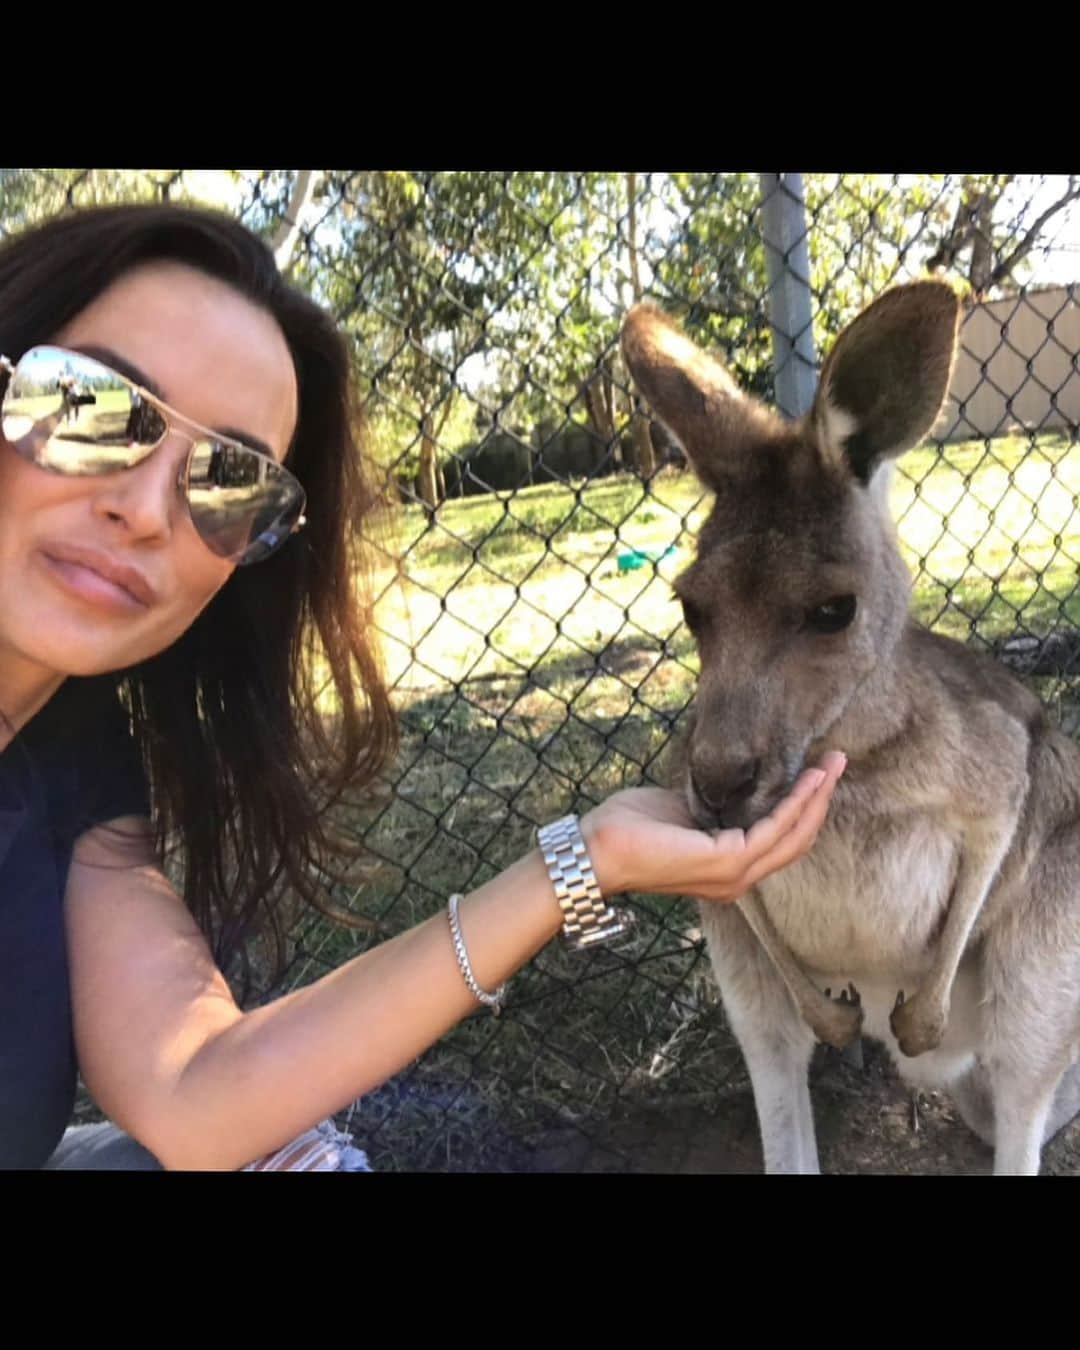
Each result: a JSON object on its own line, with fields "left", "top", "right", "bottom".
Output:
{"left": 37, "top": 549, "right": 152, "bottom": 614}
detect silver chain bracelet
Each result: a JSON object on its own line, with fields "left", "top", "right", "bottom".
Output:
{"left": 447, "top": 892, "right": 506, "bottom": 1016}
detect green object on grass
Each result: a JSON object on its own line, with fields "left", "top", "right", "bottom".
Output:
{"left": 617, "top": 543, "right": 678, "bottom": 573}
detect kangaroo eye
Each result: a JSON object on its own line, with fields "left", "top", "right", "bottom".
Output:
{"left": 806, "top": 595, "right": 857, "bottom": 634}
{"left": 680, "top": 597, "right": 705, "bottom": 635}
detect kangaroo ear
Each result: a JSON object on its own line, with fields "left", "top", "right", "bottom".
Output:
{"left": 621, "top": 304, "right": 781, "bottom": 492}
{"left": 813, "top": 280, "right": 961, "bottom": 484}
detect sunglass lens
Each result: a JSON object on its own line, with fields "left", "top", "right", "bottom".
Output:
{"left": 187, "top": 440, "right": 305, "bottom": 563}
{"left": 2, "top": 346, "right": 165, "bottom": 472}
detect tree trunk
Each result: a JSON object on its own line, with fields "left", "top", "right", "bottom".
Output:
{"left": 969, "top": 192, "right": 996, "bottom": 298}
{"left": 271, "top": 170, "right": 320, "bottom": 274}
{"left": 416, "top": 400, "right": 454, "bottom": 510}
{"left": 630, "top": 398, "right": 656, "bottom": 478}
{"left": 583, "top": 366, "right": 617, "bottom": 462}
{"left": 417, "top": 412, "right": 441, "bottom": 510}
{"left": 417, "top": 437, "right": 440, "bottom": 510}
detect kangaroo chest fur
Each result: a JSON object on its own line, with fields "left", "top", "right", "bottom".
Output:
{"left": 755, "top": 793, "right": 962, "bottom": 982}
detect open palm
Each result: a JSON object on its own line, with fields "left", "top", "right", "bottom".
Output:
{"left": 582, "top": 752, "right": 846, "bottom": 903}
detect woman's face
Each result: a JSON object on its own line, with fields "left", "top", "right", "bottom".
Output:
{"left": 0, "top": 261, "right": 299, "bottom": 687}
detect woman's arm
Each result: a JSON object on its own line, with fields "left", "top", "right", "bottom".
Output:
{"left": 66, "top": 754, "right": 844, "bottom": 1170}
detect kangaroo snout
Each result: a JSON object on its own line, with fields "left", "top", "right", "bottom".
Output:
{"left": 687, "top": 754, "right": 775, "bottom": 830}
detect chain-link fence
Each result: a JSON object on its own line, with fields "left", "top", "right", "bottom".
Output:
{"left": 6, "top": 170, "right": 1079, "bottom": 1171}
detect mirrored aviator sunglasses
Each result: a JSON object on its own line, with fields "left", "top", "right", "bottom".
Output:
{"left": 0, "top": 345, "right": 307, "bottom": 565}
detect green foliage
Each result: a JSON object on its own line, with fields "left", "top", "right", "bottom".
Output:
{"left": 651, "top": 172, "right": 775, "bottom": 397}
{"left": 2, "top": 168, "right": 1074, "bottom": 499}
{"left": 0, "top": 168, "right": 297, "bottom": 244}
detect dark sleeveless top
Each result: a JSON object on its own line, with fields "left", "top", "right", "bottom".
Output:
{"left": 0, "top": 677, "right": 150, "bottom": 1168}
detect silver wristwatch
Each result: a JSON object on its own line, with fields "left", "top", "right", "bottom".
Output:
{"left": 537, "top": 813, "right": 634, "bottom": 950}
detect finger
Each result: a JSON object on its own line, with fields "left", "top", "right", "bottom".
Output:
{"left": 742, "top": 815, "right": 821, "bottom": 890}
{"left": 693, "top": 756, "right": 846, "bottom": 901}
{"left": 741, "top": 770, "right": 841, "bottom": 888}
{"left": 707, "top": 825, "right": 752, "bottom": 856}
{"left": 742, "top": 766, "right": 827, "bottom": 858}
{"left": 749, "top": 751, "right": 846, "bottom": 849}
{"left": 818, "top": 750, "right": 848, "bottom": 786}
{"left": 778, "top": 763, "right": 841, "bottom": 847}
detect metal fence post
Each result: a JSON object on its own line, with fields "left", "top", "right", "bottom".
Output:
{"left": 759, "top": 173, "right": 818, "bottom": 419}
{"left": 765, "top": 173, "right": 867, "bottom": 1071}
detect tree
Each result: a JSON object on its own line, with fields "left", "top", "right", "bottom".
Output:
{"left": 0, "top": 168, "right": 166, "bottom": 233}
{"left": 298, "top": 171, "right": 547, "bottom": 509}
{"left": 924, "top": 175, "right": 1080, "bottom": 298}
{"left": 270, "top": 171, "right": 320, "bottom": 274}
{"left": 0, "top": 168, "right": 312, "bottom": 247}
{"left": 8, "top": 170, "right": 1071, "bottom": 507}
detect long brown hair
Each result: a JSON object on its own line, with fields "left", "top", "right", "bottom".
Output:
{"left": 0, "top": 202, "right": 399, "bottom": 992}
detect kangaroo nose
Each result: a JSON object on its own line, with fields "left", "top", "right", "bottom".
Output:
{"left": 691, "top": 759, "right": 761, "bottom": 816}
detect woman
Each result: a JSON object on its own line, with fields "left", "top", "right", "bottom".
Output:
{"left": 0, "top": 202, "right": 845, "bottom": 1171}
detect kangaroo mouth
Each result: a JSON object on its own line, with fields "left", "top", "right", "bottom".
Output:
{"left": 685, "top": 772, "right": 793, "bottom": 834}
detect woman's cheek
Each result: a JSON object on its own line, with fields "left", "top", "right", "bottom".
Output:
{"left": 170, "top": 569, "right": 234, "bottom": 637}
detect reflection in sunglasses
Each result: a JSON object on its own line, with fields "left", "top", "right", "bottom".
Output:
{"left": 2, "top": 344, "right": 308, "bottom": 564}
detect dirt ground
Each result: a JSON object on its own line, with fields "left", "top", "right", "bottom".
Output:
{"left": 73, "top": 1036, "right": 1080, "bottom": 1175}
{"left": 525, "top": 1038, "right": 1080, "bottom": 1175}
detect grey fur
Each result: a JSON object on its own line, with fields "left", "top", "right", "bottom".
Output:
{"left": 621, "top": 283, "right": 1080, "bottom": 1174}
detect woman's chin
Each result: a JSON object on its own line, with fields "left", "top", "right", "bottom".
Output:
{"left": 8, "top": 629, "right": 145, "bottom": 680}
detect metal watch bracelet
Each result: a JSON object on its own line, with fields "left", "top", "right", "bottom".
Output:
{"left": 536, "top": 813, "right": 633, "bottom": 950}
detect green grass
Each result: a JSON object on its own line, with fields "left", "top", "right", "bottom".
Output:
{"left": 894, "top": 432, "right": 1080, "bottom": 641}
{"left": 368, "top": 430, "right": 1080, "bottom": 717}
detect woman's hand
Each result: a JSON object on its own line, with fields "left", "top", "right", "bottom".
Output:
{"left": 581, "top": 751, "right": 846, "bottom": 903}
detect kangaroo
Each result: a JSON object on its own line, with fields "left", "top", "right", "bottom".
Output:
{"left": 621, "top": 281, "right": 1080, "bottom": 1174}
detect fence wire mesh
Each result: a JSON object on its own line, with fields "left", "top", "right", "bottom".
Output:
{"left": 7, "top": 169, "right": 1079, "bottom": 1170}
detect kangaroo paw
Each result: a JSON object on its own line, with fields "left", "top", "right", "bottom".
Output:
{"left": 806, "top": 985, "right": 864, "bottom": 1051}
{"left": 890, "top": 987, "right": 947, "bottom": 1058}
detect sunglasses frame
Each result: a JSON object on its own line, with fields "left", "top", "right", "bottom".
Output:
{"left": 0, "top": 345, "right": 307, "bottom": 566}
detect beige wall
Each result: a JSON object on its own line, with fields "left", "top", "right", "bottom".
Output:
{"left": 939, "top": 286, "right": 1080, "bottom": 441}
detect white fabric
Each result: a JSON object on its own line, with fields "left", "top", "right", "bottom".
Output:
{"left": 242, "top": 1119, "right": 372, "bottom": 1172}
